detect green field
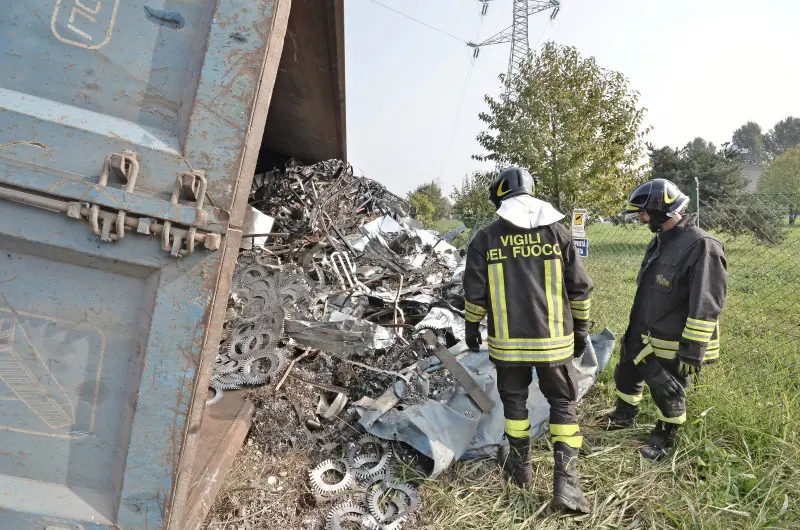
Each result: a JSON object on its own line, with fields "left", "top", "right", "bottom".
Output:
{"left": 419, "top": 223, "right": 800, "bottom": 529}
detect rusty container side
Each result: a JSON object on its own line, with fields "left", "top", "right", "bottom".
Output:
{"left": 0, "top": 0, "right": 291, "bottom": 528}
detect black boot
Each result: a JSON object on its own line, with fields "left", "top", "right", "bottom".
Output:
{"left": 605, "top": 398, "right": 639, "bottom": 430}
{"left": 552, "top": 442, "right": 590, "bottom": 514}
{"left": 640, "top": 420, "right": 680, "bottom": 461}
{"left": 500, "top": 435, "right": 533, "bottom": 489}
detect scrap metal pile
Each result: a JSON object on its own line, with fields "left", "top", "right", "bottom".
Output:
{"left": 210, "top": 159, "right": 466, "bottom": 529}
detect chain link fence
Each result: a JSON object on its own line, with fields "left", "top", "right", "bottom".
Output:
{"left": 583, "top": 190, "right": 800, "bottom": 432}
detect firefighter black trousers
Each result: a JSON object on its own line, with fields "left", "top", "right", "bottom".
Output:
{"left": 614, "top": 357, "right": 690, "bottom": 424}
{"left": 495, "top": 363, "right": 582, "bottom": 447}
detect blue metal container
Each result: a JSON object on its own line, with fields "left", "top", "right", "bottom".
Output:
{"left": 0, "top": 0, "right": 292, "bottom": 527}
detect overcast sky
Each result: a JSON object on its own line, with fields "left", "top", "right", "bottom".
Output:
{"left": 343, "top": 0, "right": 800, "bottom": 196}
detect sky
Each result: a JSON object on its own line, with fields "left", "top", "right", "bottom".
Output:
{"left": 343, "top": 0, "right": 800, "bottom": 197}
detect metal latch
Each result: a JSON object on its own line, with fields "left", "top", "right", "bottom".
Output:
{"left": 0, "top": 151, "right": 222, "bottom": 257}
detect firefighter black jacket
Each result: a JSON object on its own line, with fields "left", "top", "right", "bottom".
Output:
{"left": 621, "top": 214, "right": 728, "bottom": 366}
{"left": 463, "top": 218, "right": 593, "bottom": 367}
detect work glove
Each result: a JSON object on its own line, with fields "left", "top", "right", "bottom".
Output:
{"left": 465, "top": 321, "right": 482, "bottom": 352}
{"left": 677, "top": 340, "right": 704, "bottom": 377}
{"left": 638, "top": 357, "right": 685, "bottom": 403}
{"left": 572, "top": 319, "right": 590, "bottom": 358}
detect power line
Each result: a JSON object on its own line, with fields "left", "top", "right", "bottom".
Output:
{"left": 437, "top": 12, "right": 487, "bottom": 178}
{"left": 366, "top": 0, "right": 467, "bottom": 43}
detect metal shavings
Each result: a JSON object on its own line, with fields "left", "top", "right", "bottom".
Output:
{"left": 309, "top": 459, "right": 356, "bottom": 498}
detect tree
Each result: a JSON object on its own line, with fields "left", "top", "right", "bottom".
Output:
{"left": 650, "top": 138, "right": 746, "bottom": 205}
{"left": 407, "top": 181, "right": 451, "bottom": 220}
{"left": 732, "top": 121, "right": 767, "bottom": 164}
{"left": 474, "top": 41, "right": 649, "bottom": 216}
{"left": 408, "top": 193, "right": 435, "bottom": 226}
{"left": 450, "top": 171, "right": 497, "bottom": 228}
{"left": 648, "top": 139, "right": 785, "bottom": 243}
{"left": 758, "top": 146, "right": 800, "bottom": 224}
{"left": 765, "top": 116, "right": 800, "bottom": 157}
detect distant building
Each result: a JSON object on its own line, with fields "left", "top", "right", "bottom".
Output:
{"left": 741, "top": 163, "right": 765, "bottom": 192}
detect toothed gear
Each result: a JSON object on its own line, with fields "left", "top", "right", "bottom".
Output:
{"left": 368, "top": 482, "right": 419, "bottom": 524}
{"left": 241, "top": 351, "right": 286, "bottom": 385}
{"left": 210, "top": 373, "right": 247, "bottom": 390}
{"left": 309, "top": 459, "right": 356, "bottom": 498}
{"left": 349, "top": 437, "right": 393, "bottom": 480}
{"left": 214, "top": 357, "right": 241, "bottom": 375}
{"left": 362, "top": 514, "right": 408, "bottom": 530}
{"left": 227, "top": 331, "right": 263, "bottom": 361}
{"left": 326, "top": 502, "right": 370, "bottom": 530}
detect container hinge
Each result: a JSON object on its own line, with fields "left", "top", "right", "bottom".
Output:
{"left": 68, "top": 150, "right": 222, "bottom": 257}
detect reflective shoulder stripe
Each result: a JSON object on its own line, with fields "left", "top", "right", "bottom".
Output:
{"left": 544, "top": 259, "right": 564, "bottom": 337}
{"left": 488, "top": 263, "right": 509, "bottom": 339}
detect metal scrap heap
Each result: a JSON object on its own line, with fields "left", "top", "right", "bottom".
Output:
{"left": 210, "top": 159, "right": 466, "bottom": 529}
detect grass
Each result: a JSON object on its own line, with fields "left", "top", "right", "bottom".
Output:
{"left": 417, "top": 222, "right": 800, "bottom": 529}
{"left": 430, "top": 218, "right": 465, "bottom": 233}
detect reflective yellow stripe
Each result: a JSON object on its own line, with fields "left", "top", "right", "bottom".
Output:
{"left": 505, "top": 418, "right": 531, "bottom": 438}
{"left": 686, "top": 317, "right": 716, "bottom": 332}
{"left": 465, "top": 300, "right": 487, "bottom": 317}
{"left": 641, "top": 335, "right": 679, "bottom": 351}
{"left": 569, "top": 299, "right": 591, "bottom": 310}
{"left": 682, "top": 328, "right": 713, "bottom": 343}
{"left": 489, "top": 263, "right": 509, "bottom": 339}
{"left": 657, "top": 410, "right": 687, "bottom": 425}
{"left": 704, "top": 349, "right": 720, "bottom": 361}
{"left": 545, "top": 259, "right": 564, "bottom": 338}
{"left": 488, "top": 335, "right": 574, "bottom": 347}
{"left": 552, "top": 435, "right": 583, "bottom": 448}
{"left": 633, "top": 343, "right": 654, "bottom": 365}
{"left": 550, "top": 424, "right": 580, "bottom": 436}
{"left": 639, "top": 334, "right": 678, "bottom": 359}
{"left": 616, "top": 390, "right": 643, "bottom": 406}
{"left": 571, "top": 308, "right": 589, "bottom": 320}
{"left": 489, "top": 345, "right": 574, "bottom": 363}
{"left": 465, "top": 312, "right": 484, "bottom": 323}
{"left": 489, "top": 333, "right": 575, "bottom": 350}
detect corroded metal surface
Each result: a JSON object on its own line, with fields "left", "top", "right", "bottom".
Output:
{"left": 0, "top": 0, "right": 293, "bottom": 529}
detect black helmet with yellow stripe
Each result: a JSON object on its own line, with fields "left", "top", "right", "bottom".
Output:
{"left": 489, "top": 167, "right": 539, "bottom": 209}
{"left": 624, "top": 178, "right": 689, "bottom": 231}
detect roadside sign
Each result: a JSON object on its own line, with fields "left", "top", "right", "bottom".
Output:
{"left": 572, "top": 208, "right": 587, "bottom": 238}
{"left": 574, "top": 237, "right": 589, "bottom": 257}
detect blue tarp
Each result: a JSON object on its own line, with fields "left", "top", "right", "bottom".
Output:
{"left": 355, "top": 329, "right": 615, "bottom": 477}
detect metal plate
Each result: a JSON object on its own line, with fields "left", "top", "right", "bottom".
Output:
{"left": 0, "top": 0, "right": 289, "bottom": 528}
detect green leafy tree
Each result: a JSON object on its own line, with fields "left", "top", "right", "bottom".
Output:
{"left": 758, "top": 146, "right": 800, "bottom": 224}
{"left": 765, "top": 116, "right": 800, "bottom": 157}
{"left": 474, "top": 41, "right": 649, "bottom": 216}
{"left": 407, "top": 181, "right": 451, "bottom": 220}
{"left": 450, "top": 171, "right": 497, "bottom": 228}
{"left": 649, "top": 138, "right": 746, "bottom": 205}
{"left": 408, "top": 193, "right": 435, "bottom": 226}
{"left": 732, "top": 121, "right": 767, "bottom": 164}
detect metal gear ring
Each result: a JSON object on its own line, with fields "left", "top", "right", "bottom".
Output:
{"left": 368, "top": 482, "right": 419, "bottom": 524}
{"left": 241, "top": 351, "right": 285, "bottom": 385}
{"left": 227, "top": 332, "right": 264, "bottom": 361}
{"left": 351, "top": 454, "right": 383, "bottom": 482}
{"left": 325, "top": 501, "right": 372, "bottom": 530}
{"left": 206, "top": 386, "right": 223, "bottom": 406}
{"left": 214, "top": 357, "right": 241, "bottom": 375}
{"left": 309, "top": 459, "right": 356, "bottom": 498}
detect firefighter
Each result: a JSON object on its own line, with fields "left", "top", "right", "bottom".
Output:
{"left": 607, "top": 178, "right": 727, "bottom": 460}
{"left": 463, "top": 167, "right": 593, "bottom": 513}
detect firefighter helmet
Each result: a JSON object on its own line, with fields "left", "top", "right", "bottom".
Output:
{"left": 624, "top": 179, "right": 689, "bottom": 231}
{"left": 489, "top": 167, "right": 539, "bottom": 209}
